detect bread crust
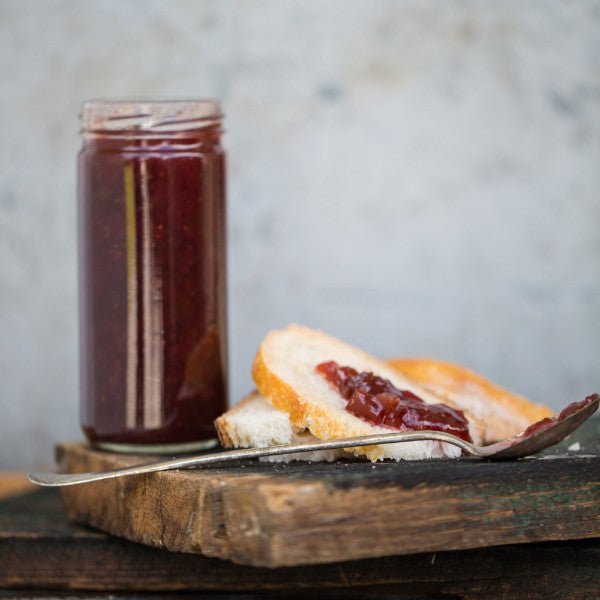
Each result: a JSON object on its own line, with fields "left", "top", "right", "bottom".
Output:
{"left": 253, "top": 349, "right": 387, "bottom": 459}
{"left": 387, "top": 358, "right": 553, "bottom": 440}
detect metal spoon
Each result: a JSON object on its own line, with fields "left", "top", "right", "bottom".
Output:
{"left": 28, "top": 394, "right": 598, "bottom": 487}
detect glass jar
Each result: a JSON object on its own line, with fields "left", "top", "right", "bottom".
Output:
{"left": 78, "top": 100, "right": 227, "bottom": 453}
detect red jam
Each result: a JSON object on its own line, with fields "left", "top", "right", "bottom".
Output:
{"left": 517, "top": 394, "right": 599, "bottom": 439}
{"left": 78, "top": 101, "right": 227, "bottom": 449}
{"left": 316, "top": 361, "right": 472, "bottom": 442}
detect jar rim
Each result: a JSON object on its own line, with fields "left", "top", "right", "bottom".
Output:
{"left": 80, "top": 99, "right": 223, "bottom": 134}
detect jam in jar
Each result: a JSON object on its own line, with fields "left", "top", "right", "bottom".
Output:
{"left": 78, "top": 100, "right": 227, "bottom": 453}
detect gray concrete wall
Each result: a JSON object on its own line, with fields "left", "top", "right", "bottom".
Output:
{"left": 1, "top": 0, "right": 599, "bottom": 468}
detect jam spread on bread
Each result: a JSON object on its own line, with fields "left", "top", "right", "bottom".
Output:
{"left": 516, "top": 394, "right": 598, "bottom": 438}
{"left": 316, "top": 361, "right": 473, "bottom": 442}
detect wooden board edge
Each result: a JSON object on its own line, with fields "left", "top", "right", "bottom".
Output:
{"left": 56, "top": 443, "right": 600, "bottom": 568}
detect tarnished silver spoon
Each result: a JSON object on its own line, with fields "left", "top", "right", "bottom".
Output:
{"left": 28, "top": 394, "right": 598, "bottom": 487}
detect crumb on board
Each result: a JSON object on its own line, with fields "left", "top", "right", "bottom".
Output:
{"left": 567, "top": 442, "right": 581, "bottom": 452}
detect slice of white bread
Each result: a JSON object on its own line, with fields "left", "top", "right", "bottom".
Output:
{"left": 251, "top": 325, "right": 482, "bottom": 461}
{"left": 215, "top": 325, "right": 554, "bottom": 461}
{"left": 215, "top": 377, "right": 553, "bottom": 462}
{"left": 387, "top": 358, "right": 553, "bottom": 441}
{"left": 215, "top": 390, "right": 345, "bottom": 462}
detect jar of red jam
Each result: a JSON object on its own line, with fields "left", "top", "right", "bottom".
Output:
{"left": 78, "top": 100, "right": 228, "bottom": 453}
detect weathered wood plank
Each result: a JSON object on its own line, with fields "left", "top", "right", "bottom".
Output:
{"left": 0, "top": 484, "right": 598, "bottom": 599}
{"left": 56, "top": 419, "right": 600, "bottom": 567}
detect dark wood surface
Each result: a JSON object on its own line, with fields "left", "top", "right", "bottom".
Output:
{"left": 1, "top": 481, "right": 599, "bottom": 599}
{"left": 1, "top": 419, "right": 598, "bottom": 598}
{"left": 58, "top": 418, "right": 600, "bottom": 567}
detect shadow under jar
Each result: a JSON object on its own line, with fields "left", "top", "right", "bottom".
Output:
{"left": 78, "top": 100, "right": 228, "bottom": 453}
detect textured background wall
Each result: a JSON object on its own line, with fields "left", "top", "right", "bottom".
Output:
{"left": 1, "top": 0, "right": 599, "bottom": 469}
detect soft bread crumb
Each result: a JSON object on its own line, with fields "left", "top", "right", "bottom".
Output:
{"left": 215, "top": 391, "right": 345, "bottom": 462}
{"left": 216, "top": 391, "right": 294, "bottom": 447}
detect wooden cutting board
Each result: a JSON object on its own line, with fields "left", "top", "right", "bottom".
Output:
{"left": 58, "top": 419, "right": 600, "bottom": 568}
{"left": 2, "top": 480, "right": 598, "bottom": 598}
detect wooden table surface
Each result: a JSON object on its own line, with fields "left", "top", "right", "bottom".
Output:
{"left": 2, "top": 422, "right": 599, "bottom": 599}
{"left": 58, "top": 420, "right": 600, "bottom": 568}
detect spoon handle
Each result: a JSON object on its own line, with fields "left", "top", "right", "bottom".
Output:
{"left": 27, "top": 430, "right": 476, "bottom": 487}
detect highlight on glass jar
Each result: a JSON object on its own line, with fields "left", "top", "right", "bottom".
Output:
{"left": 77, "top": 99, "right": 228, "bottom": 454}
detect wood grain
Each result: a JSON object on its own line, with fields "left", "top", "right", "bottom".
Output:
{"left": 56, "top": 419, "right": 600, "bottom": 568}
{"left": 0, "top": 482, "right": 598, "bottom": 598}
{"left": 0, "top": 472, "right": 33, "bottom": 500}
